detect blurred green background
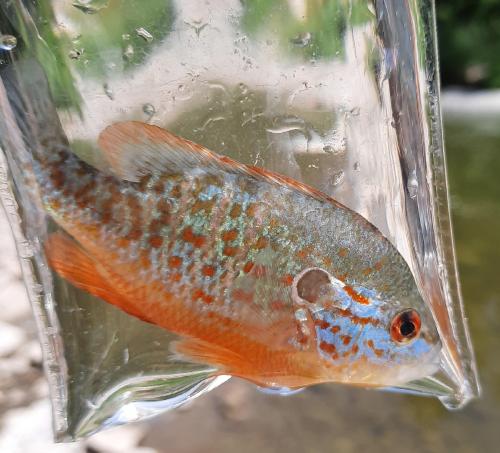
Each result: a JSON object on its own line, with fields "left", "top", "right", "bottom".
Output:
{"left": 437, "top": 0, "right": 500, "bottom": 88}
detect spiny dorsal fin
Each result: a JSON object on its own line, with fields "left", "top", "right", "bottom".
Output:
{"left": 98, "top": 121, "right": 250, "bottom": 182}
{"left": 98, "top": 121, "right": 343, "bottom": 208}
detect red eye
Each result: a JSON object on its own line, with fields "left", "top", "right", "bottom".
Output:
{"left": 390, "top": 309, "right": 421, "bottom": 343}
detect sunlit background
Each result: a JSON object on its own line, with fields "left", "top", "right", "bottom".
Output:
{"left": 1, "top": 1, "right": 499, "bottom": 452}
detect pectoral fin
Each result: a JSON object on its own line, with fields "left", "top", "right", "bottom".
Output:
{"left": 45, "top": 232, "right": 150, "bottom": 323}
{"left": 172, "top": 337, "right": 245, "bottom": 373}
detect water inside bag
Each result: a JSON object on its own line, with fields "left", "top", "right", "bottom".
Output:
{"left": 0, "top": 0, "right": 479, "bottom": 441}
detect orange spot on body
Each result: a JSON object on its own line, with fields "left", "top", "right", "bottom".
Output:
{"left": 330, "top": 325, "right": 341, "bottom": 334}
{"left": 282, "top": 274, "right": 294, "bottom": 286}
{"left": 243, "top": 261, "right": 254, "bottom": 273}
{"left": 319, "top": 341, "right": 337, "bottom": 355}
{"left": 222, "top": 229, "right": 238, "bottom": 242}
{"left": 352, "top": 344, "right": 359, "bottom": 354}
{"left": 153, "top": 180, "right": 164, "bottom": 194}
{"left": 341, "top": 335, "right": 352, "bottom": 345}
{"left": 223, "top": 246, "right": 238, "bottom": 257}
{"left": 338, "top": 247, "right": 348, "bottom": 258}
{"left": 149, "top": 235, "right": 163, "bottom": 249}
{"left": 255, "top": 237, "right": 268, "bottom": 249}
{"left": 149, "top": 219, "right": 163, "bottom": 235}
{"left": 172, "top": 272, "right": 182, "bottom": 282}
{"left": 246, "top": 203, "right": 258, "bottom": 217}
{"left": 230, "top": 204, "right": 242, "bottom": 219}
{"left": 169, "top": 256, "right": 183, "bottom": 268}
{"left": 192, "top": 288, "right": 205, "bottom": 302}
{"left": 127, "top": 228, "right": 142, "bottom": 241}
{"left": 202, "top": 265, "right": 215, "bottom": 277}
{"left": 296, "top": 246, "right": 312, "bottom": 260}
{"left": 362, "top": 267, "right": 372, "bottom": 276}
{"left": 194, "top": 236, "right": 206, "bottom": 248}
{"left": 314, "top": 319, "right": 330, "bottom": 330}
{"left": 344, "top": 285, "right": 370, "bottom": 305}
{"left": 171, "top": 184, "right": 182, "bottom": 198}
{"left": 182, "top": 227, "right": 206, "bottom": 248}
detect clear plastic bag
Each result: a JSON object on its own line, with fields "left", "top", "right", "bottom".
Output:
{"left": 0, "top": 0, "right": 479, "bottom": 441}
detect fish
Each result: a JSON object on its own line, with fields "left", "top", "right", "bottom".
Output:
{"left": 0, "top": 62, "right": 441, "bottom": 391}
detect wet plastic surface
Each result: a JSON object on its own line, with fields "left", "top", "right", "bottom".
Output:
{"left": 0, "top": 0, "right": 479, "bottom": 441}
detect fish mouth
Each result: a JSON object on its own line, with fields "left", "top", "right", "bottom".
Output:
{"left": 380, "top": 342, "right": 443, "bottom": 387}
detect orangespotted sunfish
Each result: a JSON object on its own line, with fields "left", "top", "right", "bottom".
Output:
{"left": 1, "top": 68, "right": 441, "bottom": 391}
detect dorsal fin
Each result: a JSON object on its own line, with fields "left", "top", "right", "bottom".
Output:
{"left": 98, "top": 121, "right": 249, "bottom": 182}
{"left": 98, "top": 121, "right": 343, "bottom": 208}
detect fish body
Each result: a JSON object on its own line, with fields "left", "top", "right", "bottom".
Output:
{"left": 1, "top": 66, "right": 441, "bottom": 390}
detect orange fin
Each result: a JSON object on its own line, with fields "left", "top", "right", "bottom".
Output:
{"left": 172, "top": 337, "right": 245, "bottom": 372}
{"left": 97, "top": 121, "right": 344, "bottom": 208}
{"left": 45, "top": 232, "right": 150, "bottom": 323}
{"left": 98, "top": 121, "right": 249, "bottom": 182}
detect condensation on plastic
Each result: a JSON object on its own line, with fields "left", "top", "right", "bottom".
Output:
{"left": 0, "top": 0, "right": 479, "bottom": 441}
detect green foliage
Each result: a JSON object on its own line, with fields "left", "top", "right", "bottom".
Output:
{"left": 436, "top": 0, "right": 500, "bottom": 88}
{"left": 241, "top": 0, "right": 372, "bottom": 60}
{"left": 67, "top": 0, "right": 174, "bottom": 76}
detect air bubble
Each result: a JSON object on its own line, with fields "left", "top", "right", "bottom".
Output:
{"left": 103, "top": 83, "right": 114, "bottom": 100}
{"left": 290, "top": 32, "right": 312, "bottom": 47}
{"left": 72, "top": 0, "right": 109, "bottom": 14}
{"left": 331, "top": 170, "right": 345, "bottom": 186}
{"left": 143, "top": 103, "right": 155, "bottom": 117}
{"left": 136, "top": 27, "right": 153, "bottom": 43}
{"left": 323, "top": 132, "right": 347, "bottom": 155}
{"left": 68, "top": 48, "right": 84, "bottom": 60}
{"left": 123, "top": 44, "right": 134, "bottom": 60}
{"left": 257, "top": 386, "right": 305, "bottom": 396}
{"left": 0, "top": 35, "right": 17, "bottom": 51}
{"left": 407, "top": 171, "right": 419, "bottom": 199}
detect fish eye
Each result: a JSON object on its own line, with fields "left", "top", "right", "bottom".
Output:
{"left": 390, "top": 309, "right": 421, "bottom": 344}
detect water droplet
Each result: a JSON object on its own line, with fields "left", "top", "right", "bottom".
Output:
{"left": 237, "top": 82, "right": 249, "bottom": 95}
{"left": 123, "top": 348, "right": 129, "bottom": 364}
{"left": 257, "top": 386, "right": 305, "bottom": 396}
{"left": 142, "top": 103, "right": 155, "bottom": 117}
{"left": 353, "top": 161, "right": 361, "bottom": 171}
{"left": 0, "top": 35, "right": 17, "bottom": 51}
{"left": 103, "top": 83, "right": 114, "bottom": 100}
{"left": 187, "top": 20, "right": 209, "bottom": 38}
{"left": 122, "top": 33, "right": 130, "bottom": 41}
{"left": 331, "top": 170, "right": 345, "bottom": 186}
{"left": 290, "top": 32, "right": 312, "bottom": 47}
{"left": 323, "top": 132, "right": 347, "bottom": 155}
{"left": 68, "top": 48, "right": 84, "bottom": 60}
{"left": 407, "top": 171, "right": 418, "bottom": 199}
{"left": 136, "top": 27, "right": 153, "bottom": 43}
{"left": 123, "top": 44, "right": 134, "bottom": 60}
{"left": 72, "top": 0, "right": 109, "bottom": 14}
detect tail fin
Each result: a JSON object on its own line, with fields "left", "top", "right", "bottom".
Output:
{"left": 0, "top": 59, "right": 70, "bottom": 231}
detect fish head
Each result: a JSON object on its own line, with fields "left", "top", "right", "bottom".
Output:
{"left": 293, "top": 268, "right": 442, "bottom": 387}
